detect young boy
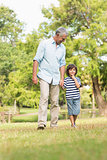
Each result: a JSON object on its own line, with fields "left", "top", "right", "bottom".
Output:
{"left": 63, "top": 64, "right": 81, "bottom": 128}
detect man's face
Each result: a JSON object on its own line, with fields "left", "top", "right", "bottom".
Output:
{"left": 56, "top": 34, "right": 67, "bottom": 45}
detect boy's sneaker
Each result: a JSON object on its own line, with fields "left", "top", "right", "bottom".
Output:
{"left": 74, "top": 124, "right": 77, "bottom": 128}
{"left": 71, "top": 124, "right": 77, "bottom": 128}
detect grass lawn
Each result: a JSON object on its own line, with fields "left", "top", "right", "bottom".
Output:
{"left": 12, "top": 108, "right": 64, "bottom": 122}
{"left": 12, "top": 113, "right": 64, "bottom": 122}
{"left": 19, "top": 108, "right": 38, "bottom": 114}
{"left": 0, "top": 117, "right": 107, "bottom": 160}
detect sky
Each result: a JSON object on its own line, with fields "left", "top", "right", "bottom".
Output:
{"left": 0, "top": 0, "right": 59, "bottom": 34}
{"left": 1, "top": 0, "right": 107, "bottom": 61}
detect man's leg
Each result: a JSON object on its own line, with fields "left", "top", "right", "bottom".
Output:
{"left": 50, "top": 85, "right": 59, "bottom": 127}
{"left": 38, "top": 79, "right": 49, "bottom": 128}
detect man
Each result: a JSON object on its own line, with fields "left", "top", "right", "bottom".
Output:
{"left": 32, "top": 27, "right": 68, "bottom": 130}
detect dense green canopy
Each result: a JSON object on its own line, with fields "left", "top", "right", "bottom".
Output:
{"left": 0, "top": 1, "right": 107, "bottom": 115}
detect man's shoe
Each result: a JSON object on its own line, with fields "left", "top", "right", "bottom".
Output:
{"left": 37, "top": 126, "right": 44, "bottom": 130}
{"left": 44, "top": 124, "right": 46, "bottom": 128}
{"left": 50, "top": 124, "right": 58, "bottom": 128}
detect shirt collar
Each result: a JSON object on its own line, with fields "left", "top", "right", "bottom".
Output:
{"left": 51, "top": 37, "right": 62, "bottom": 47}
{"left": 51, "top": 37, "right": 55, "bottom": 44}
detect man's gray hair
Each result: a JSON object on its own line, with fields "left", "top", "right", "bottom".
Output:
{"left": 56, "top": 27, "right": 68, "bottom": 36}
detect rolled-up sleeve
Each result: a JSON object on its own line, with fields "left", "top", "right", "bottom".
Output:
{"left": 59, "top": 47, "right": 66, "bottom": 68}
{"left": 33, "top": 41, "right": 45, "bottom": 63}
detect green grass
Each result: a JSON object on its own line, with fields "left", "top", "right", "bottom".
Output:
{"left": 19, "top": 108, "right": 38, "bottom": 114}
{"left": 13, "top": 107, "right": 100, "bottom": 123}
{"left": 12, "top": 114, "right": 38, "bottom": 122}
{"left": 0, "top": 117, "right": 107, "bottom": 160}
{"left": 12, "top": 108, "right": 64, "bottom": 122}
{"left": 12, "top": 114, "right": 64, "bottom": 122}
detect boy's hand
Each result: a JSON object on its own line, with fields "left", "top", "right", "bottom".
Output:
{"left": 61, "top": 86, "right": 65, "bottom": 89}
{"left": 71, "top": 75, "right": 75, "bottom": 80}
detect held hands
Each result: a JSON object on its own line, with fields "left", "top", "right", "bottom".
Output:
{"left": 32, "top": 76, "right": 38, "bottom": 84}
{"left": 60, "top": 79, "right": 64, "bottom": 87}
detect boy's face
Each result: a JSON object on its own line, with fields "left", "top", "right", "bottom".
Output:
{"left": 69, "top": 68, "right": 76, "bottom": 76}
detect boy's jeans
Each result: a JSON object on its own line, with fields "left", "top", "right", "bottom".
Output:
{"left": 38, "top": 79, "right": 59, "bottom": 127}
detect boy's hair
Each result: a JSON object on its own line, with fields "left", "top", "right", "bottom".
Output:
{"left": 66, "top": 64, "right": 77, "bottom": 76}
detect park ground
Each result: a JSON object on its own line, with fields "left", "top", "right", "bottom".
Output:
{"left": 0, "top": 117, "right": 107, "bottom": 160}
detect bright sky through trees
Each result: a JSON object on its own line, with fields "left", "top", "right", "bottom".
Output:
{"left": 0, "top": 0, "right": 59, "bottom": 34}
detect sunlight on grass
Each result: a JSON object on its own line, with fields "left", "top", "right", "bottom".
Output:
{"left": 0, "top": 117, "right": 107, "bottom": 160}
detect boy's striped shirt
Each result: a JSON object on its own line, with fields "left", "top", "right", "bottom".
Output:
{"left": 64, "top": 76, "right": 81, "bottom": 99}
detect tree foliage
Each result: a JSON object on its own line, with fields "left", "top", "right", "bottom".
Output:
{"left": 40, "top": 0, "right": 107, "bottom": 114}
{"left": 0, "top": 2, "right": 107, "bottom": 113}
{"left": 0, "top": 6, "right": 24, "bottom": 45}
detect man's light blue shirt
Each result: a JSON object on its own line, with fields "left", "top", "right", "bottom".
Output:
{"left": 33, "top": 37, "right": 66, "bottom": 85}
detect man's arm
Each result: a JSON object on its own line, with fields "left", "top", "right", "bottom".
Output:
{"left": 32, "top": 60, "right": 39, "bottom": 84}
{"left": 60, "top": 65, "right": 65, "bottom": 87}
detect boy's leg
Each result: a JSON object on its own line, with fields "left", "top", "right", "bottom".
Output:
{"left": 69, "top": 115, "right": 74, "bottom": 126}
{"left": 74, "top": 115, "right": 77, "bottom": 125}
{"left": 50, "top": 84, "right": 59, "bottom": 127}
{"left": 38, "top": 79, "right": 49, "bottom": 128}
{"left": 67, "top": 99, "right": 75, "bottom": 126}
{"left": 73, "top": 98, "right": 80, "bottom": 126}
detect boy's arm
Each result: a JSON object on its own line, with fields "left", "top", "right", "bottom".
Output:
{"left": 71, "top": 75, "right": 80, "bottom": 88}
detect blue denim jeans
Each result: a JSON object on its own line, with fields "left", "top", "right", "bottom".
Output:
{"left": 67, "top": 98, "right": 80, "bottom": 115}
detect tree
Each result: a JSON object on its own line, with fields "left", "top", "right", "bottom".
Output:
{"left": 3, "top": 64, "right": 40, "bottom": 108}
{"left": 0, "top": 75, "right": 6, "bottom": 106}
{"left": 0, "top": 41, "right": 18, "bottom": 82}
{"left": 0, "top": 6, "right": 42, "bottom": 108}
{"left": 41, "top": 0, "right": 107, "bottom": 115}
{"left": 1, "top": 31, "right": 41, "bottom": 108}
{"left": 0, "top": 6, "right": 24, "bottom": 46}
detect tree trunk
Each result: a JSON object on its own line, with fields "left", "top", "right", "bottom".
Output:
{"left": 14, "top": 99, "right": 16, "bottom": 114}
{"left": 92, "top": 91, "right": 96, "bottom": 118}
{"left": 92, "top": 76, "right": 107, "bottom": 116}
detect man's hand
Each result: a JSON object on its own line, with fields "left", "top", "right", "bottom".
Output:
{"left": 59, "top": 79, "right": 64, "bottom": 87}
{"left": 32, "top": 76, "right": 38, "bottom": 84}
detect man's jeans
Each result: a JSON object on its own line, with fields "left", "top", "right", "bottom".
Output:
{"left": 38, "top": 79, "right": 59, "bottom": 127}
